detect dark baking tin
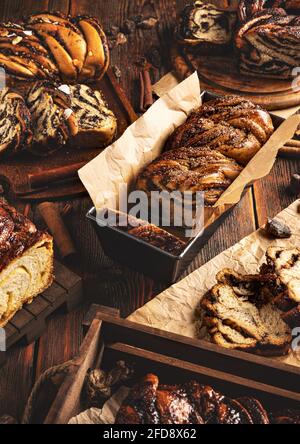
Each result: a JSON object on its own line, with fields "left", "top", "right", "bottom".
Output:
{"left": 87, "top": 91, "right": 288, "bottom": 284}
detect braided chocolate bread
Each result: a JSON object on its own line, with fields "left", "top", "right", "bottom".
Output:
{"left": 115, "top": 374, "right": 270, "bottom": 424}
{"left": 0, "top": 12, "right": 109, "bottom": 83}
{"left": 136, "top": 146, "right": 242, "bottom": 207}
{"left": 0, "top": 87, "right": 32, "bottom": 157}
{"left": 166, "top": 96, "right": 274, "bottom": 165}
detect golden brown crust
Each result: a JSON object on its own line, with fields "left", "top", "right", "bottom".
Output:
{"left": 0, "top": 12, "right": 109, "bottom": 83}
{"left": 166, "top": 96, "right": 274, "bottom": 166}
{"left": 136, "top": 146, "right": 242, "bottom": 206}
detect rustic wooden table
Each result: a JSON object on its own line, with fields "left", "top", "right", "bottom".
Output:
{"left": 0, "top": 0, "right": 299, "bottom": 421}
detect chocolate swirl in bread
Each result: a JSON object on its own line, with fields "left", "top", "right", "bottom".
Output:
{"left": 0, "top": 202, "right": 53, "bottom": 327}
{"left": 69, "top": 84, "right": 117, "bottom": 148}
{"left": 0, "top": 12, "right": 109, "bottom": 83}
{"left": 136, "top": 146, "right": 242, "bottom": 207}
{"left": 0, "top": 87, "right": 32, "bottom": 156}
{"left": 26, "top": 81, "right": 78, "bottom": 155}
{"left": 236, "top": 8, "right": 300, "bottom": 79}
{"left": 166, "top": 96, "right": 274, "bottom": 165}
{"left": 176, "top": 1, "right": 236, "bottom": 52}
{"left": 200, "top": 268, "right": 292, "bottom": 356}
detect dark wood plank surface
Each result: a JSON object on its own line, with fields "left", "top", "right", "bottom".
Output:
{"left": 0, "top": 0, "right": 299, "bottom": 420}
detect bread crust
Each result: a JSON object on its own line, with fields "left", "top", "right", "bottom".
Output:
{"left": 0, "top": 12, "right": 109, "bottom": 83}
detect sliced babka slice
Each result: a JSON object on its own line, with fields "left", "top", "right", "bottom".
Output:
{"left": 236, "top": 9, "right": 300, "bottom": 79}
{"left": 0, "top": 202, "right": 53, "bottom": 327}
{"left": 176, "top": 1, "right": 236, "bottom": 52}
{"left": 200, "top": 279, "right": 292, "bottom": 355}
{"left": 68, "top": 84, "right": 117, "bottom": 148}
{"left": 26, "top": 81, "right": 78, "bottom": 155}
{"left": 0, "top": 87, "right": 32, "bottom": 157}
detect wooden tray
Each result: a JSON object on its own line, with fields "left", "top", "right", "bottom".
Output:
{"left": 0, "top": 69, "right": 137, "bottom": 201}
{"left": 0, "top": 260, "right": 83, "bottom": 369}
{"left": 43, "top": 306, "right": 300, "bottom": 424}
{"left": 175, "top": 49, "right": 300, "bottom": 111}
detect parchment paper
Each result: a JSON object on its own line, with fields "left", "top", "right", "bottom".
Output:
{"left": 79, "top": 72, "right": 300, "bottom": 210}
{"left": 128, "top": 200, "right": 300, "bottom": 368}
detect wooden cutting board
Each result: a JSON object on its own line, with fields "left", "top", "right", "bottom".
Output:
{"left": 175, "top": 48, "right": 300, "bottom": 111}
{"left": 0, "top": 69, "right": 137, "bottom": 202}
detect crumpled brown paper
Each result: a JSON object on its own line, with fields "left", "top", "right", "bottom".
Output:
{"left": 128, "top": 200, "right": 300, "bottom": 368}
{"left": 79, "top": 71, "right": 300, "bottom": 210}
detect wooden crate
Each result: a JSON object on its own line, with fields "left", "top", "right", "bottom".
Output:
{"left": 0, "top": 260, "right": 83, "bottom": 367}
{"left": 44, "top": 306, "right": 300, "bottom": 424}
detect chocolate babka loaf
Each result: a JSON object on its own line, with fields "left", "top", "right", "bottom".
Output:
{"left": 176, "top": 1, "right": 236, "bottom": 52}
{"left": 26, "top": 81, "right": 78, "bottom": 155}
{"left": 0, "top": 202, "right": 53, "bottom": 327}
{"left": 0, "top": 87, "right": 32, "bottom": 157}
{"left": 200, "top": 268, "right": 292, "bottom": 355}
{"left": 69, "top": 84, "right": 117, "bottom": 149}
{"left": 166, "top": 96, "right": 274, "bottom": 166}
{"left": 0, "top": 12, "right": 109, "bottom": 83}
{"left": 115, "top": 374, "right": 270, "bottom": 424}
{"left": 136, "top": 146, "right": 242, "bottom": 207}
{"left": 236, "top": 8, "right": 300, "bottom": 79}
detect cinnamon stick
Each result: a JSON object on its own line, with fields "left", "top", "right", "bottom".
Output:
{"left": 38, "top": 202, "right": 76, "bottom": 261}
{"left": 139, "top": 68, "right": 154, "bottom": 112}
{"left": 28, "top": 162, "right": 86, "bottom": 190}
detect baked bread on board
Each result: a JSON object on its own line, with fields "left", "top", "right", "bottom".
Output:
{"left": 0, "top": 12, "right": 109, "bottom": 83}
{"left": 0, "top": 202, "right": 53, "bottom": 327}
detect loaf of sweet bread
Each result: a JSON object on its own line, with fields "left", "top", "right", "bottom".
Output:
{"left": 0, "top": 12, "right": 109, "bottom": 83}
{"left": 0, "top": 202, "right": 53, "bottom": 327}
